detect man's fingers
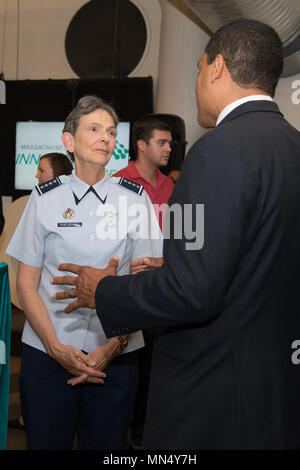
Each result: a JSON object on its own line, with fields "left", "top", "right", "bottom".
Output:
{"left": 131, "top": 266, "right": 152, "bottom": 274}
{"left": 51, "top": 275, "right": 77, "bottom": 286}
{"left": 144, "top": 257, "right": 164, "bottom": 268}
{"left": 55, "top": 288, "right": 77, "bottom": 300}
{"left": 130, "top": 258, "right": 149, "bottom": 274}
{"left": 64, "top": 299, "right": 81, "bottom": 314}
{"left": 58, "top": 263, "right": 82, "bottom": 274}
{"left": 131, "top": 257, "right": 149, "bottom": 267}
{"left": 107, "top": 256, "right": 119, "bottom": 271}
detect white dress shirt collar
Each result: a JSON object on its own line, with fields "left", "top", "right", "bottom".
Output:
{"left": 216, "top": 95, "right": 274, "bottom": 126}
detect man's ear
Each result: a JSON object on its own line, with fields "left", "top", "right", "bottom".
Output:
{"left": 210, "top": 54, "right": 225, "bottom": 83}
{"left": 137, "top": 139, "right": 147, "bottom": 153}
{"left": 62, "top": 132, "right": 75, "bottom": 153}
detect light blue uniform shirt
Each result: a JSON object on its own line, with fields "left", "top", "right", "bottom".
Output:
{"left": 6, "top": 171, "right": 163, "bottom": 354}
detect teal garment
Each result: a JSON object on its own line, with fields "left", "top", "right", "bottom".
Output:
{"left": 0, "top": 262, "right": 11, "bottom": 450}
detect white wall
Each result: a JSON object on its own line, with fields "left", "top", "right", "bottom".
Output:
{"left": 129, "top": 1, "right": 161, "bottom": 82}
{"left": 0, "top": 0, "right": 86, "bottom": 79}
{"left": 0, "top": 0, "right": 161, "bottom": 86}
{"left": 275, "top": 73, "right": 300, "bottom": 132}
{"left": 0, "top": 0, "right": 299, "bottom": 150}
{"left": 156, "top": 0, "right": 210, "bottom": 151}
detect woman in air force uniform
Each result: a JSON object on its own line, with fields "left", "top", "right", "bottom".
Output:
{"left": 6, "top": 95, "right": 162, "bottom": 450}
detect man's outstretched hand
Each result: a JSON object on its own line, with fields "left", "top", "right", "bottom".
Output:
{"left": 51, "top": 256, "right": 119, "bottom": 313}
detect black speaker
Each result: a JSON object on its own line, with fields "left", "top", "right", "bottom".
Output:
{"left": 65, "top": 0, "right": 147, "bottom": 79}
{"left": 146, "top": 113, "right": 186, "bottom": 175}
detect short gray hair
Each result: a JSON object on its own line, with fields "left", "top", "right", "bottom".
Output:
{"left": 63, "top": 95, "right": 119, "bottom": 160}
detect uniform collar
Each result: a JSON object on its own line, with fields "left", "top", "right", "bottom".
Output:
{"left": 70, "top": 170, "right": 111, "bottom": 205}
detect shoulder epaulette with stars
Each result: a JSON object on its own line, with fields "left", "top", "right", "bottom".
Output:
{"left": 115, "top": 177, "right": 144, "bottom": 195}
{"left": 35, "top": 176, "right": 63, "bottom": 196}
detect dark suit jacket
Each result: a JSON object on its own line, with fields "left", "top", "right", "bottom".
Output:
{"left": 96, "top": 101, "right": 300, "bottom": 449}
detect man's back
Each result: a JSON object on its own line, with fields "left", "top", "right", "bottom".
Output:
{"left": 142, "top": 100, "right": 300, "bottom": 449}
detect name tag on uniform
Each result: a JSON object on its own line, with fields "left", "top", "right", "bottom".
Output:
{"left": 57, "top": 222, "right": 83, "bottom": 227}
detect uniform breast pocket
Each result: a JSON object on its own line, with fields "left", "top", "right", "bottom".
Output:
{"left": 49, "top": 222, "right": 86, "bottom": 264}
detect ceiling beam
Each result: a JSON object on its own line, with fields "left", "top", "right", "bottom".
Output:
{"left": 165, "top": 0, "right": 212, "bottom": 35}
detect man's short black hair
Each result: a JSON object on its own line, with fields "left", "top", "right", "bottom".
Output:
{"left": 205, "top": 19, "right": 283, "bottom": 97}
{"left": 132, "top": 116, "right": 171, "bottom": 158}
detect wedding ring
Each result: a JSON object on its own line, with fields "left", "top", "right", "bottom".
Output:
{"left": 69, "top": 289, "right": 74, "bottom": 298}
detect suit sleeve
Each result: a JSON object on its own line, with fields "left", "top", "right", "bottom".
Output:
{"left": 96, "top": 131, "right": 258, "bottom": 337}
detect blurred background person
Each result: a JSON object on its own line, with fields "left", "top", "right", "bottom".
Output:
{"left": 168, "top": 169, "right": 181, "bottom": 184}
{"left": 35, "top": 152, "right": 73, "bottom": 185}
{"left": 116, "top": 116, "right": 174, "bottom": 231}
